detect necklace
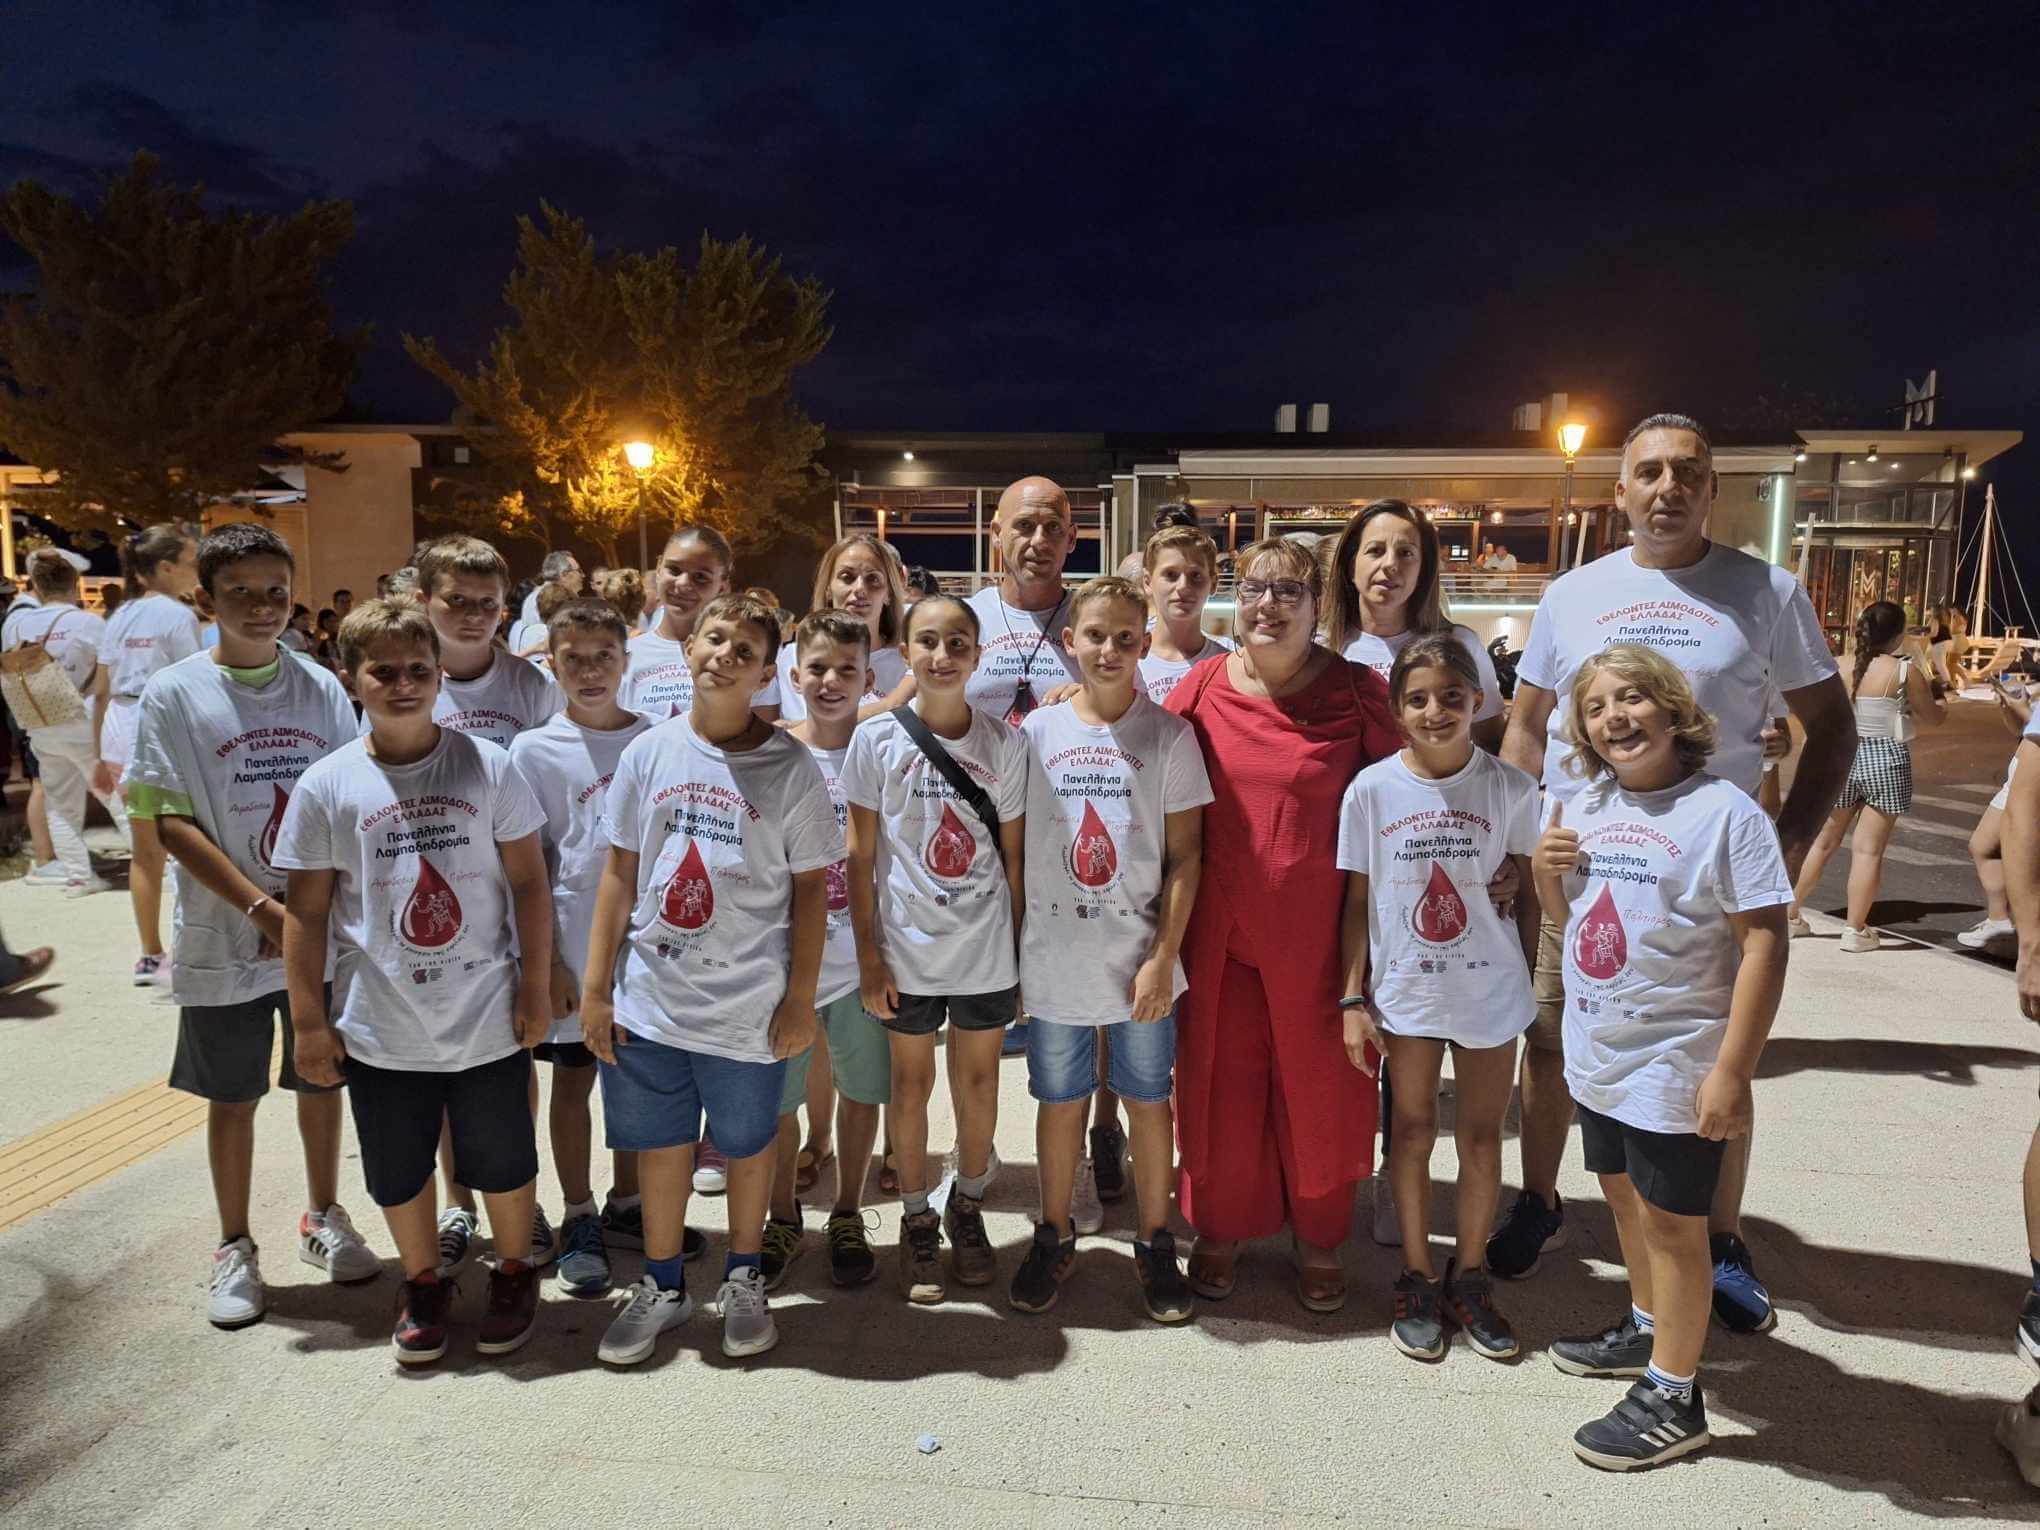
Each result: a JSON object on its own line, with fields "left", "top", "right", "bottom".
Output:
{"left": 997, "top": 587, "right": 1068, "bottom": 719}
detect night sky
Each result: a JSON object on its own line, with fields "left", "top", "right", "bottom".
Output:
{"left": 3, "top": 2, "right": 2036, "bottom": 584}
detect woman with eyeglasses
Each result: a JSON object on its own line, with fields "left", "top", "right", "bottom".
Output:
{"left": 1163, "top": 535, "right": 1400, "bottom": 1311}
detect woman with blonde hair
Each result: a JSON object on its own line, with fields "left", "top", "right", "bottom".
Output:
{"left": 773, "top": 534, "right": 913, "bottom": 725}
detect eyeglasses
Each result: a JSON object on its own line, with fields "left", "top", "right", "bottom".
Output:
{"left": 1236, "top": 579, "right": 1312, "bottom": 607}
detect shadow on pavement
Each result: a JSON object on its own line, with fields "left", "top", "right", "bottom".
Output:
{"left": 1756, "top": 1035, "right": 2040, "bottom": 1083}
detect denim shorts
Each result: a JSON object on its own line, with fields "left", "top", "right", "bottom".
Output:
{"left": 599, "top": 1032, "right": 786, "bottom": 1159}
{"left": 1025, "top": 1014, "right": 1177, "bottom": 1105}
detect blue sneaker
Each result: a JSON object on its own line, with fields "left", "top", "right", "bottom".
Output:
{"left": 1002, "top": 1021, "right": 1029, "bottom": 1058}
{"left": 1710, "top": 1233, "right": 1776, "bottom": 1334}
{"left": 556, "top": 1211, "right": 611, "bottom": 1296}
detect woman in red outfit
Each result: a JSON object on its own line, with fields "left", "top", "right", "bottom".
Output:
{"left": 1165, "top": 536, "right": 1401, "bottom": 1311}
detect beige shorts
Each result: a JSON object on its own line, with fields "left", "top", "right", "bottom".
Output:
{"left": 1529, "top": 914, "right": 1564, "bottom": 1054}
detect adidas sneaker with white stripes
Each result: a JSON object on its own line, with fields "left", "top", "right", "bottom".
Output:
{"left": 1573, "top": 1379, "right": 1711, "bottom": 1471}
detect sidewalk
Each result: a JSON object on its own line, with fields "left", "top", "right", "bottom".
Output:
{"left": 3, "top": 864, "right": 2039, "bottom": 1527}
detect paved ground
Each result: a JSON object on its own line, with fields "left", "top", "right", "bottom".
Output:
{"left": 4, "top": 830, "right": 2040, "bottom": 1527}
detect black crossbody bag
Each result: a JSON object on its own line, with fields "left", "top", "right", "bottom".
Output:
{"left": 890, "top": 705, "right": 1006, "bottom": 866}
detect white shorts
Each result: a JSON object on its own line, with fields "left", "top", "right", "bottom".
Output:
{"left": 1992, "top": 753, "right": 2021, "bottom": 814}
{"left": 100, "top": 696, "right": 141, "bottom": 775}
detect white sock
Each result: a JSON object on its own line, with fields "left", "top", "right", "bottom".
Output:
{"left": 1631, "top": 1303, "right": 1655, "bottom": 1333}
{"left": 563, "top": 1198, "right": 597, "bottom": 1221}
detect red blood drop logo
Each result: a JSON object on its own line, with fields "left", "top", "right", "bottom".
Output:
{"left": 256, "top": 784, "right": 288, "bottom": 868}
{"left": 661, "top": 840, "right": 715, "bottom": 930}
{"left": 1574, "top": 883, "right": 1628, "bottom": 980}
{"left": 1071, "top": 800, "right": 1119, "bottom": 888}
{"left": 925, "top": 802, "right": 977, "bottom": 878}
{"left": 399, "top": 859, "right": 463, "bottom": 948}
{"left": 825, "top": 858, "right": 849, "bottom": 912}
{"left": 1411, "top": 861, "right": 1468, "bottom": 943}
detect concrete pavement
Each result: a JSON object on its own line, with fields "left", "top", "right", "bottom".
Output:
{"left": 4, "top": 848, "right": 2040, "bottom": 1527}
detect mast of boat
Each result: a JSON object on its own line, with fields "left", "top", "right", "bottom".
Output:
{"left": 1972, "top": 483, "right": 1997, "bottom": 640}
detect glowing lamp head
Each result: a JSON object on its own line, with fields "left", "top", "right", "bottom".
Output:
{"left": 1558, "top": 420, "right": 1588, "bottom": 458}
{"left": 623, "top": 440, "right": 655, "bottom": 472}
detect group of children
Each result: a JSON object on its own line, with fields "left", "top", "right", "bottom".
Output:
{"left": 119, "top": 505, "right": 1791, "bottom": 1472}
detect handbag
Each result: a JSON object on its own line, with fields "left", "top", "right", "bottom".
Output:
{"left": 0, "top": 613, "right": 87, "bottom": 729}
{"left": 890, "top": 705, "right": 1006, "bottom": 865}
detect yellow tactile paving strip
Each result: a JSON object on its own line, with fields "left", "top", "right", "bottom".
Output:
{"left": 0, "top": 1078, "right": 207, "bottom": 1231}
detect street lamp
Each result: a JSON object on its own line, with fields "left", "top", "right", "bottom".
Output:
{"left": 1558, "top": 420, "right": 1588, "bottom": 568}
{"left": 624, "top": 440, "right": 655, "bottom": 569}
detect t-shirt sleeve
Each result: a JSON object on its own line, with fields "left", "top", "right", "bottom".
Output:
{"left": 271, "top": 774, "right": 334, "bottom": 871}
{"left": 1502, "top": 765, "right": 1542, "bottom": 856}
{"left": 1516, "top": 593, "right": 1560, "bottom": 692}
{"left": 1334, "top": 776, "right": 1372, "bottom": 873}
{"left": 1162, "top": 722, "right": 1215, "bottom": 813}
{"left": 783, "top": 761, "right": 846, "bottom": 876}
{"left": 489, "top": 751, "right": 548, "bottom": 843}
{"left": 1714, "top": 800, "right": 1793, "bottom": 913}
{"left": 1770, "top": 578, "right": 1839, "bottom": 692}
{"left": 124, "top": 682, "right": 187, "bottom": 798}
{"left": 1460, "top": 627, "right": 1504, "bottom": 722}
{"left": 992, "top": 724, "right": 1029, "bottom": 822}
{"left": 839, "top": 726, "right": 880, "bottom": 810}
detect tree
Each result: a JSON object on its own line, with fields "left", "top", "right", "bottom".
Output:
{"left": 406, "top": 206, "right": 832, "bottom": 564}
{"left": 0, "top": 153, "right": 362, "bottom": 532}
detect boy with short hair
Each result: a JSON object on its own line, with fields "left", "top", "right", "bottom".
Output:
{"left": 127, "top": 522, "right": 378, "bottom": 1329}
{"left": 760, "top": 611, "right": 893, "bottom": 1290}
{"left": 277, "top": 599, "right": 554, "bottom": 1365}
{"left": 581, "top": 593, "right": 839, "bottom": 1364}
{"left": 1137, "top": 525, "right": 1232, "bottom": 706}
{"left": 1013, "top": 576, "right": 1210, "bottom": 1321}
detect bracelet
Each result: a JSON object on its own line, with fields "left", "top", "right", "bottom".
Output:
{"left": 245, "top": 895, "right": 270, "bottom": 918}
{"left": 1338, "top": 993, "right": 1371, "bottom": 1010}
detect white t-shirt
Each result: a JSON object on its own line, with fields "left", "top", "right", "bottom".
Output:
{"left": 1, "top": 602, "right": 106, "bottom": 697}
{"left": 964, "top": 585, "right": 1082, "bottom": 725}
{"left": 1335, "top": 749, "right": 1540, "bottom": 1047}
{"left": 272, "top": 730, "right": 547, "bottom": 1072}
{"left": 520, "top": 587, "right": 544, "bottom": 626}
{"left": 1554, "top": 771, "right": 1792, "bottom": 1133}
{"left": 279, "top": 628, "right": 311, "bottom": 653}
{"left": 622, "top": 628, "right": 781, "bottom": 717}
{"left": 604, "top": 718, "right": 842, "bottom": 1062}
{"left": 774, "top": 641, "right": 908, "bottom": 725}
{"left": 432, "top": 650, "right": 562, "bottom": 748}
{"left": 99, "top": 592, "right": 201, "bottom": 699}
{"left": 801, "top": 739, "right": 859, "bottom": 1006}
{"left": 507, "top": 618, "right": 548, "bottom": 656}
{"left": 1340, "top": 624, "right": 1503, "bottom": 724}
{"left": 840, "top": 705, "right": 1029, "bottom": 996}
{"left": 1518, "top": 544, "right": 1836, "bottom": 799}
{"left": 126, "top": 651, "right": 357, "bottom": 1007}
{"left": 1137, "top": 634, "right": 1233, "bottom": 706}
{"left": 508, "top": 710, "right": 655, "bottom": 1042}
{"left": 1018, "top": 695, "right": 1212, "bottom": 1025}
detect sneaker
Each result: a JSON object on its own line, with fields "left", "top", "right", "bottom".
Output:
{"left": 132, "top": 954, "right": 167, "bottom": 987}
{"left": 392, "top": 1273, "right": 451, "bottom": 1365}
{"left": 943, "top": 1191, "right": 997, "bottom": 1286}
{"left": 298, "top": 1204, "right": 380, "bottom": 1283}
{"left": 526, "top": 1205, "right": 560, "bottom": 1268}
{"left": 1135, "top": 1230, "right": 1193, "bottom": 1323}
{"left": 1550, "top": 1312, "right": 1653, "bottom": 1377}
{"left": 24, "top": 859, "right": 71, "bottom": 887}
{"left": 476, "top": 1261, "right": 539, "bottom": 1355}
{"left": 2017, "top": 1289, "right": 2040, "bottom": 1369}
{"left": 207, "top": 1236, "right": 264, "bottom": 1329}
{"left": 1389, "top": 1269, "right": 1446, "bottom": 1361}
{"left": 898, "top": 1209, "right": 945, "bottom": 1304}
{"left": 1958, "top": 916, "right": 2017, "bottom": 951}
{"left": 1009, "top": 1221, "right": 1076, "bottom": 1313}
{"left": 1572, "top": 1379, "right": 1711, "bottom": 1470}
{"left": 597, "top": 1275, "right": 692, "bottom": 1365}
{"left": 555, "top": 1211, "right": 611, "bottom": 1296}
{"left": 1999, "top": 1385, "right": 2040, "bottom": 1487}
{"left": 761, "top": 1208, "right": 805, "bottom": 1292}
{"left": 63, "top": 874, "right": 112, "bottom": 899}
{"left": 1090, "top": 1121, "right": 1128, "bottom": 1202}
{"left": 1839, "top": 925, "right": 1882, "bottom": 953}
{"left": 1372, "top": 1176, "right": 1402, "bottom": 1247}
{"left": 1443, "top": 1260, "right": 1518, "bottom": 1360}
{"left": 692, "top": 1141, "right": 729, "bottom": 1195}
{"left": 1071, "top": 1155, "right": 1104, "bottom": 1236}
{"left": 1710, "top": 1233, "right": 1777, "bottom": 1334}
{"left": 826, "top": 1209, "right": 879, "bottom": 1287}
{"left": 717, "top": 1265, "right": 778, "bottom": 1357}
{"left": 1486, "top": 1189, "right": 1566, "bottom": 1279}
{"left": 600, "top": 1198, "right": 645, "bottom": 1249}
{"left": 1786, "top": 913, "right": 1813, "bottom": 937}
{"left": 436, "top": 1206, "right": 478, "bottom": 1276}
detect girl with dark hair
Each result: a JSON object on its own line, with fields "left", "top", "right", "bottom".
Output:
{"left": 1786, "top": 599, "right": 1946, "bottom": 950}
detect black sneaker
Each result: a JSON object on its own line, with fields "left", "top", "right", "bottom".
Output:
{"left": 476, "top": 1261, "right": 538, "bottom": 1356}
{"left": 1486, "top": 1189, "right": 1565, "bottom": 1279}
{"left": 826, "top": 1210, "right": 878, "bottom": 1287}
{"left": 1390, "top": 1269, "right": 1446, "bottom": 1361}
{"left": 1090, "top": 1121, "right": 1129, "bottom": 1203}
{"left": 682, "top": 1225, "right": 707, "bottom": 1262}
{"left": 598, "top": 1202, "right": 706, "bottom": 1262}
{"left": 2020, "top": 1290, "right": 2040, "bottom": 1371}
{"left": 1009, "top": 1221, "right": 1075, "bottom": 1313}
{"left": 1572, "top": 1379, "right": 1711, "bottom": 1470}
{"left": 1443, "top": 1260, "right": 1519, "bottom": 1360}
{"left": 1135, "top": 1230, "right": 1193, "bottom": 1324}
{"left": 1550, "top": 1312, "right": 1653, "bottom": 1378}
{"left": 760, "top": 1206, "right": 804, "bottom": 1292}
{"left": 1709, "top": 1232, "right": 1776, "bottom": 1334}
{"left": 393, "top": 1274, "right": 452, "bottom": 1366}
{"left": 943, "top": 1192, "right": 997, "bottom": 1287}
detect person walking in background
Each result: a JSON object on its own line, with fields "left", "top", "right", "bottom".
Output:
{"left": 1960, "top": 677, "right": 2033, "bottom": 955}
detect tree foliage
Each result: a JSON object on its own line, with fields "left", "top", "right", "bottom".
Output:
{"left": 406, "top": 205, "right": 832, "bottom": 563}
{"left": 0, "top": 152, "right": 362, "bottom": 531}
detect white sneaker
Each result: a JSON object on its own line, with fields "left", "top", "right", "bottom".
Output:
{"left": 692, "top": 1143, "right": 729, "bottom": 1195}
{"left": 62, "top": 874, "right": 112, "bottom": 899}
{"left": 1071, "top": 1155, "right": 1104, "bottom": 1236}
{"left": 717, "top": 1265, "right": 778, "bottom": 1358}
{"left": 1372, "top": 1176, "right": 1402, "bottom": 1247}
{"left": 437, "top": 1205, "right": 479, "bottom": 1275}
{"left": 208, "top": 1236, "right": 265, "bottom": 1329}
{"left": 24, "top": 860, "right": 70, "bottom": 887}
{"left": 299, "top": 1204, "right": 381, "bottom": 1283}
{"left": 1957, "top": 917, "right": 2016, "bottom": 950}
{"left": 132, "top": 954, "right": 168, "bottom": 987}
{"left": 1786, "top": 914, "right": 1813, "bottom": 938}
{"left": 597, "top": 1275, "right": 693, "bottom": 1365}
{"left": 1839, "top": 926, "right": 1882, "bottom": 953}
{"left": 2000, "top": 1385, "right": 2040, "bottom": 1488}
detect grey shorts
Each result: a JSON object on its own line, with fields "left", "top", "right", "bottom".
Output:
{"left": 170, "top": 987, "right": 340, "bottom": 1103}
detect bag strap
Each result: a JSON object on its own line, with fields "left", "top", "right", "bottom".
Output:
{"left": 890, "top": 705, "right": 1006, "bottom": 864}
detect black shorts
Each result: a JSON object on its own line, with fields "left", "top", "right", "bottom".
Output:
{"left": 344, "top": 1049, "right": 538, "bottom": 1207}
{"left": 171, "top": 987, "right": 340, "bottom": 1103}
{"left": 532, "top": 1040, "right": 595, "bottom": 1068}
{"left": 1577, "top": 1102, "right": 1725, "bottom": 1217}
{"left": 884, "top": 986, "right": 1019, "bottom": 1037}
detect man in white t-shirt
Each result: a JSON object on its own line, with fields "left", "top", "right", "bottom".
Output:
{"left": 1490, "top": 413, "right": 1855, "bottom": 1334}
{"left": 519, "top": 551, "right": 583, "bottom": 626}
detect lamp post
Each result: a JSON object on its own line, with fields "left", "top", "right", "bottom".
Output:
{"left": 1559, "top": 420, "right": 1588, "bottom": 568}
{"left": 623, "top": 440, "right": 655, "bottom": 570}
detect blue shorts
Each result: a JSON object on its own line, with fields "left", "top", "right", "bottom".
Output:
{"left": 598, "top": 1034, "right": 786, "bottom": 1160}
{"left": 1025, "top": 1015, "right": 1177, "bottom": 1105}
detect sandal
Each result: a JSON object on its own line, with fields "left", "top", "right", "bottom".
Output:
{"left": 878, "top": 1151, "right": 900, "bottom": 1197}
{"left": 0, "top": 947, "right": 56, "bottom": 998}
{"left": 1292, "top": 1238, "right": 1347, "bottom": 1313}
{"left": 1187, "top": 1237, "right": 1237, "bottom": 1300}
{"left": 794, "top": 1142, "right": 835, "bottom": 1194}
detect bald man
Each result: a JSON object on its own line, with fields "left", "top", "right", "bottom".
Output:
{"left": 965, "top": 476, "right": 1083, "bottom": 725}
